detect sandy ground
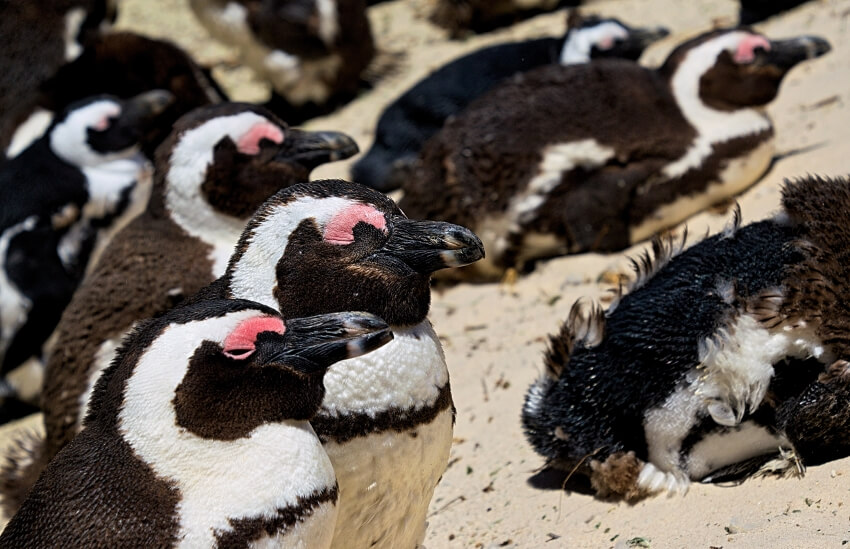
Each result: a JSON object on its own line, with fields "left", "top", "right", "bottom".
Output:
{"left": 4, "top": 0, "right": 850, "bottom": 547}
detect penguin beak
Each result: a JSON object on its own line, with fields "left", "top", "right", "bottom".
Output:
{"left": 379, "top": 219, "right": 485, "bottom": 275}
{"left": 256, "top": 311, "right": 393, "bottom": 374}
{"left": 757, "top": 36, "right": 831, "bottom": 71}
{"left": 276, "top": 129, "right": 359, "bottom": 170}
{"left": 604, "top": 26, "right": 669, "bottom": 60}
{"left": 115, "top": 89, "right": 175, "bottom": 133}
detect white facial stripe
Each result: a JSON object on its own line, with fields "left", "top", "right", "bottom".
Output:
{"left": 118, "top": 310, "right": 336, "bottom": 547}
{"left": 228, "top": 195, "right": 359, "bottom": 308}
{"left": 64, "top": 7, "right": 86, "bottom": 61}
{"left": 50, "top": 100, "right": 132, "bottom": 167}
{"left": 166, "top": 111, "right": 276, "bottom": 275}
{"left": 664, "top": 32, "right": 773, "bottom": 179}
{"left": 315, "top": 0, "right": 339, "bottom": 46}
{"left": 560, "top": 22, "right": 629, "bottom": 65}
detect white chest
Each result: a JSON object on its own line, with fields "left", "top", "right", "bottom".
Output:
{"left": 0, "top": 217, "right": 38, "bottom": 357}
{"left": 326, "top": 408, "right": 453, "bottom": 549}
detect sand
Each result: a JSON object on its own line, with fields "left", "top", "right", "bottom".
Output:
{"left": 5, "top": 0, "right": 850, "bottom": 547}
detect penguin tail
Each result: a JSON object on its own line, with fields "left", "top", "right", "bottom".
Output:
{"left": 0, "top": 429, "right": 49, "bottom": 520}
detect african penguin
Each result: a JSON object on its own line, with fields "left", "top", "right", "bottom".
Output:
{"left": 0, "top": 299, "right": 393, "bottom": 548}
{"left": 5, "top": 32, "right": 226, "bottom": 160}
{"left": 400, "top": 29, "right": 831, "bottom": 281}
{"left": 351, "top": 11, "right": 668, "bottom": 192}
{"left": 0, "top": 91, "right": 172, "bottom": 392}
{"left": 431, "top": 0, "right": 570, "bottom": 37}
{"left": 522, "top": 175, "right": 850, "bottom": 500}
{"left": 187, "top": 179, "right": 485, "bottom": 548}
{"left": 189, "top": 0, "right": 374, "bottom": 124}
{"left": 739, "top": 0, "right": 815, "bottom": 25}
{"left": 0, "top": 0, "right": 116, "bottom": 161}
{"left": 0, "top": 103, "right": 359, "bottom": 517}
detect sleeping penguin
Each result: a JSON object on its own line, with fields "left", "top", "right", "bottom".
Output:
{"left": 401, "top": 28, "right": 830, "bottom": 280}
{"left": 522, "top": 175, "right": 850, "bottom": 500}
{"left": 0, "top": 91, "right": 172, "bottom": 415}
{"left": 351, "top": 11, "right": 668, "bottom": 192}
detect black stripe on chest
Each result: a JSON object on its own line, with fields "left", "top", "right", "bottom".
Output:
{"left": 214, "top": 485, "right": 338, "bottom": 548}
{"left": 311, "top": 382, "right": 454, "bottom": 444}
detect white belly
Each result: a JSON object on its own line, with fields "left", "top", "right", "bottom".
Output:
{"left": 326, "top": 408, "right": 453, "bottom": 549}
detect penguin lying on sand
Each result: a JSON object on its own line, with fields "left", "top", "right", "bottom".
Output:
{"left": 400, "top": 29, "right": 831, "bottom": 281}
{"left": 0, "top": 300, "right": 392, "bottom": 548}
{"left": 189, "top": 0, "right": 374, "bottom": 124}
{"left": 0, "top": 103, "right": 358, "bottom": 516}
{"left": 739, "top": 0, "right": 814, "bottom": 25}
{"left": 522, "top": 175, "right": 850, "bottom": 500}
{"left": 185, "top": 179, "right": 484, "bottom": 548}
{"left": 0, "top": 91, "right": 172, "bottom": 388}
{"left": 5, "top": 32, "right": 225, "bottom": 160}
{"left": 352, "top": 11, "right": 668, "bottom": 192}
{"left": 431, "top": 0, "right": 569, "bottom": 37}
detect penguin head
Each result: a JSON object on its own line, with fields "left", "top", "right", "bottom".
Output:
{"left": 95, "top": 299, "right": 392, "bottom": 440}
{"left": 48, "top": 90, "right": 174, "bottom": 167}
{"left": 225, "top": 179, "right": 485, "bottom": 326}
{"left": 561, "top": 12, "right": 669, "bottom": 64}
{"left": 158, "top": 103, "right": 358, "bottom": 220}
{"left": 661, "top": 29, "right": 830, "bottom": 110}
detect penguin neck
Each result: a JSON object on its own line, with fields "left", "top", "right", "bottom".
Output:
{"left": 164, "top": 173, "right": 247, "bottom": 277}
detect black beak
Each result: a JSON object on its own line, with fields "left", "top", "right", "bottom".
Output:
{"left": 116, "top": 89, "right": 175, "bottom": 131}
{"left": 277, "top": 129, "right": 359, "bottom": 170}
{"left": 604, "top": 26, "right": 669, "bottom": 60}
{"left": 758, "top": 36, "right": 831, "bottom": 71}
{"left": 256, "top": 311, "right": 393, "bottom": 374}
{"left": 381, "top": 219, "right": 485, "bottom": 275}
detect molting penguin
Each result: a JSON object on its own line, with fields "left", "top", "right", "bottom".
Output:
{"left": 400, "top": 29, "right": 831, "bottom": 281}
{"left": 0, "top": 299, "right": 393, "bottom": 548}
{"left": 0, "top": 103, "right": 358, "bottom": 516}
{"left": 5, "top": 32, "right": 226, "bottom": 160}
{"left": 189, "top": 0, "right": 374, "bottom": 124}
{"left": 431, "top": 0, "right": 570, "bottom": 37}
{"left": 188, "top": 179, "right": 484, "bottom": 548}
{"left": 351, "top": 11, "right": 668, "bottom": 192}
{"left": 0, "top": 91, "right": 172, "bottom": 394}
{"left": 0, "top": 0, "right": 116, "bottom": 161}
{"left": 522, "top": 175, "right": 850, "bottom": 500}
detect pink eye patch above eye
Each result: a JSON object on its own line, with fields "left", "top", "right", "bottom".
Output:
{"left": 223, "top": 316, "right": 286, "bottom": 359}
{"left": 237, "top": 122, "right": 285, "bottom": 155}
{"left": 735, "top": 35, "right": 771, "bottom": 63}
{"left": 324, "top": 203, "right": 388, "bottom": 245}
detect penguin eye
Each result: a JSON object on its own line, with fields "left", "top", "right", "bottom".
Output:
{"left": 222, "top": 316, "right": 286, "bottom": 360}
{"left": 91, "top": 116, "right": 114, "bottom": 132}
{"left": 223, "top": 346, "right": 255, "bottom": 360}
{"left": 236, "top": 122, "right": 284, "bottom": 155}
{"left": 324, "top": 203, "right": 388, "bottom": 245}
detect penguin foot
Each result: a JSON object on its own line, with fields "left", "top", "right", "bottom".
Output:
{"left": 636, "top": 462, "right": 690, "bottom": 497}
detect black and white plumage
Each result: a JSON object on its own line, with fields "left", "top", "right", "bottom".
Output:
{"left": 351, "top": 11, "right": 668, "bottom": 192}
{"left": 522, "top": 175, "right": 850, "bottom": 500}
{"left": 189, "top": 0, "right": 374, "bottom": 124}
{"left": 0, "top": 91, "right": 172, "bottom": 384}
{"left": 0, "top": 0, "right": 116, "bottom": 160}
{"left": 5, "top": 32, "right": 226, "bottom": 161}
{"left": 0, "top": 299, "right": 392, "bottom": 548}
{"left": 188, "top": 179, "right": 484, "bottom": 548}
{"left": 400, "top": 29, "right": 831, "bottom": 281}
{"left": 0, "top": 103, "right": 359, "bottom": 517}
